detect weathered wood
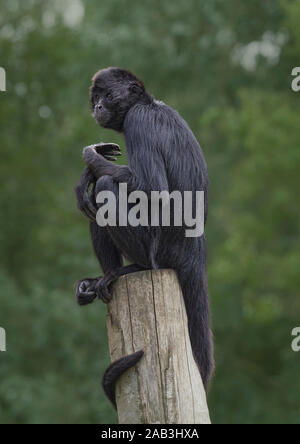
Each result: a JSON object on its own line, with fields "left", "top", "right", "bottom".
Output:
{"left": 106, "top": 269, "right": 211, "bottom": 424}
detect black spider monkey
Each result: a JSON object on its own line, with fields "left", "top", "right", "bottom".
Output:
{"left": 75, "top": 67, "right": 214, "bottom": 407}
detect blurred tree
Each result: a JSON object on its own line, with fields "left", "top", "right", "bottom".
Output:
{"left": 0, "top": 0, "right": 299, "bottom": 424}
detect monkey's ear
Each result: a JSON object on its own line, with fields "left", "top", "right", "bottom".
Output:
{"left": 129, "top": 83, "right": 143, "bottom": 95}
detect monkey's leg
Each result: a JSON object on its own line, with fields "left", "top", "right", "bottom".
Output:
{"left": 76, "top": 172, "right": 149, "bottom": 306}
{"left": 76, "top": 221, "right": 123, "bottom": 306}
{"left": 76, "top": 170, "right": 124, "bottom": 306}
{"left": 94, "top": 263, "right": 149, "bottom": 303}
{"left": 94, "top": 174, "right": 152, "bottom": 268}
{"left": 95, "top": 174, "right": 151, "bottom": 302}
{"left": 77, "top": 172, "right": 153, "bottom": 306}
{"left": 90, "top": 222, "right": 123, "bottom": 273}
{"left": 76, "top": 264, "right": 147, "bottom": 305}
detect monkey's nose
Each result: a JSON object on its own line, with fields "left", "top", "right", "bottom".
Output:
{"left": 97, "top": 104, "right": 102, "bottom": 110}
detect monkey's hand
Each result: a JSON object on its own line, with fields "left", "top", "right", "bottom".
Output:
{"left": 94, "top": 143, "right": 122, "bottom": 162}
{"left": 83, "top": 144, "right": 122, "bottom": 178}
{"left": 83, "top": 143, "right": 121, "bottom": 162}
{"left": 75, "top": 167, "right": 97, "bottom": 222}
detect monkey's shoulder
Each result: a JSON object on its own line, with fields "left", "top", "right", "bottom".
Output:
{"left": 126, "top": 100, "right": 194, "bottom": 135}
{"left": 125, "top": 100, "right": 204, "bottom": 165}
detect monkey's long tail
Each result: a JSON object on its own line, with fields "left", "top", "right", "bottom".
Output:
{"left": 102, "top": 350, "right": 144, "bottom": 408}
{"left": 178, "top": 237, "right": 214, "bottom": 391}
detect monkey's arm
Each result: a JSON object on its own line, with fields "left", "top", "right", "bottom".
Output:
{"left": 83, "top": 144, "right": 128, "bottom": 180}
{"left": 76, "top": 264, "right": 148, "bottom": 306}
{"left": 83, "top": 144, "right": 169, "bottom": 193}
{"left": 75, "top": 167, "right": 97, "bottom": 221}
{"left": 75, "top": 143, "right": 122, "bottom": 221}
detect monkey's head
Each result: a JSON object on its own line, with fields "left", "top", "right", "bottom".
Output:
{"left": 90, "top": 67, "right": 152, "bottom": 131}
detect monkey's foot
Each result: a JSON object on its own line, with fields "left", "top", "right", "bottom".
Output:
{"left": 76, "top": 278, "right": 99, "bottom": 306}
{"left": 95, "top": 277, "right": 113, "bottom": 304}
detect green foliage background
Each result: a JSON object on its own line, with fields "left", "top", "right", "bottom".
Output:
{"left": 0, "top": 0, "right": 299, "bottom": 424}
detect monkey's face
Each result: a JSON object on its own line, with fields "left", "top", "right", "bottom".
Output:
{"left": 90, "top": 68, "right": 149, "bottom": 132}
{"left": 91, "top": 90, "right": 117, "bottom": 129}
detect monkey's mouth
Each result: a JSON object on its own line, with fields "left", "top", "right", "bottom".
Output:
{"left": 93, "top": 108, "right": 110, "bottom": 127}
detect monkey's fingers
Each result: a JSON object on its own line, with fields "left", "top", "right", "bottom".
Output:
{"left": 97, "top": 147, "right": 122, "bottom": 162}
{"left": 94, "top": 143, "right": 121, "bottom": 154}
{"left": 101, "top": 149, "right": 122, "bottom": 156}
{"left": 103, "top": 155, "right": 123, "bottom": 162}
{"left": 94, "top": 142, "right": 120, "bottom": 151}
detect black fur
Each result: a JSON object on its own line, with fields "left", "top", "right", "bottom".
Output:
{"left": 102, "top": 351, "right": 144, "bottom": 408}
{"left": 75, "top": 67, "right": 214, "bottom": 406}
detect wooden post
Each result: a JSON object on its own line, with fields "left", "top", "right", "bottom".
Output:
{"left": 106, "top": 269, "right": 211, "bottom": 424}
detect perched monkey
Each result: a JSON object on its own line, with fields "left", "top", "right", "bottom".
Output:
{"left": 75, "top": 68, "right": 214, "bottom": 407}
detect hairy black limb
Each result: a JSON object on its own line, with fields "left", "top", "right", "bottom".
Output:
{"left": 75, "top": 143, "right": 122, "bottom": 220}
{"left": 76, "top": 264, "right": 148, "bottom": 306}
{"left": 75, "top": 167, "right": 97, "bottom": 221}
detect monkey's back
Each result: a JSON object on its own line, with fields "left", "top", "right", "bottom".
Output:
{"left": 123, "top": 101, "right": 209, "bottom": 269}
{"left": 125, "top": 101, "right": 208, "bottom": 196}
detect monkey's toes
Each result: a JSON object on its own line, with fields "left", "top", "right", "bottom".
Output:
{"left": 95, "top": 280, "right": 112, "bottom": 304}
{"left": 76, "top": 280, "right": 97, "bottom": 306}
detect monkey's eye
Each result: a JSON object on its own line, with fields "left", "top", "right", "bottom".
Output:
{"left": 105, "top": 93, "right": 113, "bottom": 101}
{"left": 94, "top": 94, "right": 100, "bottom": 103}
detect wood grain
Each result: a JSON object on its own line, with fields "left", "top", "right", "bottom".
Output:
{"left": 106, "top": 269, "right": 211, "bottom": 424}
